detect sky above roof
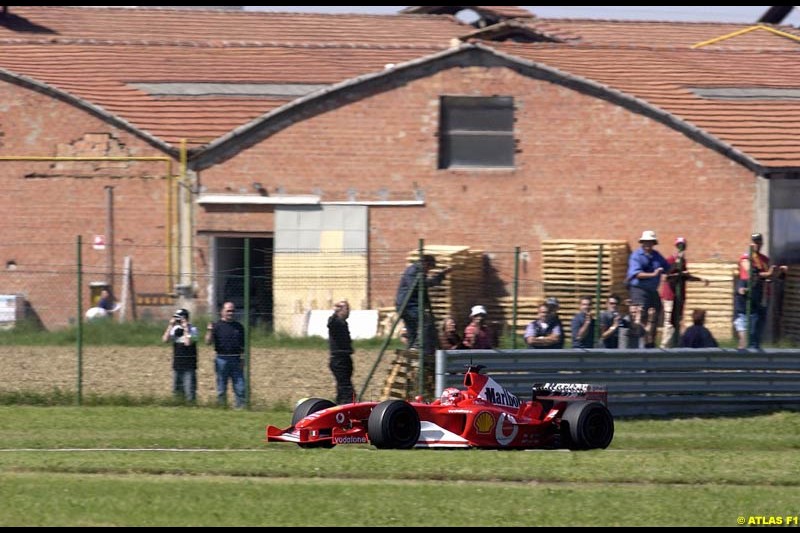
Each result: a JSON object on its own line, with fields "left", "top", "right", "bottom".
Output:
{"left": 245, "top": 6, "right": 799, "bottom": 25}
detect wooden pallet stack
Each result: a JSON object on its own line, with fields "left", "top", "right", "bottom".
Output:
{"left": 778, "top": 266, "right": 800, "bottom": 342}
{"left": 677, "top": 262, "right": 736, "bottom": 341}
{"left": 405, "top": 245, "right": 485, "bottom": 331}
{"left": 541, "top": 240, "right": 630, "bottom": 338}
{"left": 380, "top": 350, "right": 435, "bottom": 401}
{"left": 487, "top": 296, "right": 544, "bottom": 340}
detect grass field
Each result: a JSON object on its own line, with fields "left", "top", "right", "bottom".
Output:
{"left": 1, "top": 406, "right": 798, "bottom": 526}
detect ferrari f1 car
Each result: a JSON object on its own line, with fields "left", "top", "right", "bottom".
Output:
{"left": 266, "top": 365, "right": 614, "bottom": 450}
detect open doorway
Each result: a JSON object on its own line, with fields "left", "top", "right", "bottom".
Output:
{"left": 213, "top": 237, "right": 273, "bottom": 329}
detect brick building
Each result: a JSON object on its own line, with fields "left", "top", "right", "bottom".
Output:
{"left": 1, "top": 6, "right": 799, "bottom": 330}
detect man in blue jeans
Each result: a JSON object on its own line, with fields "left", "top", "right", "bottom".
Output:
{"left": 205, "top": 301, "right": 246, "bottom": 408}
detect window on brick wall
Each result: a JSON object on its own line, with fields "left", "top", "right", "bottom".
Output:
{"left": 438, "top": 96, "right": 515, "bottom": 169}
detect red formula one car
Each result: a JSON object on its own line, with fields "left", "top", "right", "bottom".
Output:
{"left": 266, "top": 365, "right": 614, "bottom": 450}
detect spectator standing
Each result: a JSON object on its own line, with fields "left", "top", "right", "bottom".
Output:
{"left": 620, "top": 300, "right": 646, "bottom": 349}
{"left": 626, "top": 230, "right": 669, "bottom": 348}
{"left": 395, "top": 254, "right": 451, "bottom": 354}
{"left": 525, "top": 303, "right": 563, "bottom": 349}
{"left": 327, "top": 300, "right": 355, "bottom": 405}
{"left": 599, "top": 294, "right": 626, "bottom": 349}
{"left": 545, "top": 296, "right": 566, "bottom": 349}
{"left": 161, "top": 308, "right": 198, "bottom": 403}
{"left": 439, "top": 316, "right": 465, "bottom": 350}
{"left": 463, "top": 305, "right": 495, "bottom": 349}
{"left": 737, "top": 233, "right": 788, "bottom": 349}
{"left": 659, "top": 237, "right": 707, "bottom": 348}
{"left": 571, "top": 296, "right": 596, "bottom": 348}
{"left": 205, "top": 301, "right": 246, "bottom": 408}
{"left": 680, "top": 309, "right": 718, "bottom": 348}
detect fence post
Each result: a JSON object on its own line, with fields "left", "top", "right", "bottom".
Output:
{"left": 417, "top": 238, "right": 425, "bottom": 397}
{"left": 244, "top": 237, "right": 251, "bottom": 409}
{"left": 76, "top": 235, "right": 83, "bottom": 406}
{"left": 512, "top": 246, "right": 520, "bottom": 349}
{"left": 594, "top": 243, "right": 604, "bottom": 345}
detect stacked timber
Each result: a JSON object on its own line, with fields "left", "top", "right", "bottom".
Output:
{"left": 541, "top": 240, "right": 630, "bottom": 338}
{"left": 779, "top": 266, "right": 800, "bottom": 342}
{"left": 677, "top": 262, "right": 736, "bottom": 341}
{"left": 381, "top": 350, "right": 435, "bottom": 401}
{"left": 487, "top": 296, "right": 543, "bottom": 340}
{"left": 405, "top": 245, "right": 484, "bottom": 331}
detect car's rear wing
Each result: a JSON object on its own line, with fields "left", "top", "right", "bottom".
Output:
{"left": 532, "top": 383, "right": 608, "bottom": 404}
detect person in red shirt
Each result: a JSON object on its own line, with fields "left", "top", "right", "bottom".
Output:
{"left": 659, "top": 237, "right": 707, "bottom": 348}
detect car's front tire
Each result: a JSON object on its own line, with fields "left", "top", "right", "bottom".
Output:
{"left": 367, "top": 399, "right": 420, "bottom": 449}
{"left": 292, "top": 397, "right": 336, "bottom": 448}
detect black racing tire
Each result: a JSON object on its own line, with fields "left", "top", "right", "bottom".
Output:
{"left": 560, "top": 401, "right": 614, "bottom": 450}
{"left": 367, "top": 399, "right": 421, "bottom": 449}
{"left": 292, "top": 397, "right": 336, "bottom": 449}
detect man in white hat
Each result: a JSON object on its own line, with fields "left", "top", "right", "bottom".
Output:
{"left": 626, "top": 230, "right": 670, "bottom": 348}
{"left": 463, "top": 305, "right": 495, "bottom": 349}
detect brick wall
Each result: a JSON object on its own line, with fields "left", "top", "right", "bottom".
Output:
{"left": 199, "top": 65, "right": 756, "bottom": 309}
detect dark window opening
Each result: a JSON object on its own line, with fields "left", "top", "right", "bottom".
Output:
{"left": 439, "top": 96, "right": 515, "bottom": 169}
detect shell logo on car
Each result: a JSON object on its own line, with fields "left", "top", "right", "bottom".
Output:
{"left": 474, "top": 411, "right": 495, "bottom": 433}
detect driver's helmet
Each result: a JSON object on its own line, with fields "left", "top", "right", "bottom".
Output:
{"left": 440, "top": 387, "right": 464, "bottom": 406}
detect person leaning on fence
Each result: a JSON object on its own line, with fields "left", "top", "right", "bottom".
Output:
{"left": 599, "top": 294, "right": 627, "bottom": 348}
{"left": 395, "top": 254, "right": 451, "bottom": 354}
{"left": 626, "top": 230, "right": 669, "bottom": 348}
{"left": 161, "top": 307, "right": 198, "bottom": 403}
{"left": 736, "top": 232, "right": 788, "bottom": 350}
{"left": 525, "top": 303, "right": 563, "bottom": 349}
{"left": 328, "top": 299, "right": 355, "bottom": 405}
{"left": 659, "top": 237, "right": 707, "bottom": 348}
{"left": 205, "top": 301, "right": 246, "bottom": 408}
{"left": 463, "top": 305, "right": 495, "bottom": 349}
{"left": 545, "top": 296, "right": 565, "bottom": 349}
{"left": 571, "top": 296, "right": 595, "bottom": 348}
{"left": 439, "top": 316, "right": 466, "bottom": 350}
{"left": 679, "top": 309, "right": 718, "bottom": 348}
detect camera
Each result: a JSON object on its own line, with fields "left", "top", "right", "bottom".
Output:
{"left": 171, "top": 324, "right": 185, "bottom": 338}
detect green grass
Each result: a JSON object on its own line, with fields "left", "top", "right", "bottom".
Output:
{"left": 0, "top": 406, "right": 798, "bottom": 525}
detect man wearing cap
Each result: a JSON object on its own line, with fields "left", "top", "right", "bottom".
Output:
{"left": 162, "top": 308, "right": 199, "bottom": 403}
{"left": 463, "top": 305, "right": 495, "bottom": 349}
{"left": 659, "top": 237, "right": 707, "bottom": 348}
{"left": 395, "top": 254, "right": 452, "bottom": 354}
{"left": 736, "top": 233, "right": 788, "bottom": 349}
{"left": 626, "top": 230, "right": 670, "bottom": 348}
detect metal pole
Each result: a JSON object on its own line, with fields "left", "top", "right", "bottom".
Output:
{"left": 594, "top": 243, "right": 604, "bottom": 346}
{"left": 244, "top": 238, "right": 251, "bottom": 409}
{"left": 76, "top": 235, "right": 83, "bottom": 406}
{"left": 105, "top": 186, "right": 114, "bottom": 291}
{"left": 512, "top": 246, "right": 520, "bottom": 349}
{"left": 417, "top": 238, "right": 425, "bottom": 397}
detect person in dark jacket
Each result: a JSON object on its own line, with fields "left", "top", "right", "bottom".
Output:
{"left": 162, "top": 307, "right": 198, "bottom": 403}
{"left": 680, "top": 309, "right": 718, "bottom": 348}
{"left": 328, "top": 300, "right": 355, "bottom": 404}
{"left": 395, "top": 254, "right": 451, "bottom": 354}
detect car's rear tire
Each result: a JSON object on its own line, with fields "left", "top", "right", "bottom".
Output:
{"left": 560, "top": 401, "right": 614, "bottom": 450}
{"left": 292, "top": 397, "right": 336, "bottom": 448}
{"left": 367, "top": 399, "right": 420, "bottom": 449}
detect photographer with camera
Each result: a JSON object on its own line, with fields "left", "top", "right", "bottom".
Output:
{"left": 162, "top": 308, "right": 199, "bottom": 403}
